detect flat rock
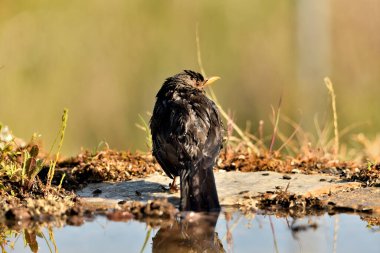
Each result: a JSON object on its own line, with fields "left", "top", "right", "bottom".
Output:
{"left": 323, "top": 187, "right": 380, "bottom": 214}
{"left": 77, "top": 171, "right": 361, "bottom": 209}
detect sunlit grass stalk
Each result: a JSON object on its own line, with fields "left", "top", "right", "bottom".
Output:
{"left": 136, "top": 114, "right": 152, "bottom": 150}
{"left": 40, "top": 230, "right": 54, "bottom": 253}
{"left": 314, "top": 116, "right": 329, "bottom": 153}
{"left": 259, "top": 120, "right": 264, "bottom": 145}
{"left": 269, "top": 97, "right": 282, "bottom": 154}
{"left": 48, "top": 228, "right": 58, "bottom": 253}
{"left": 276, "top": 125, "right": 300, "bottom": 154}
{"left": 21, "top": 150, "right": 28, "bottom": 186}
{"left": 139, "top": 227, "right": 152, "bottom": 253}
{"left": 47, "top": 108, "right": 68, "bottom": 188}
{"left": 276, "top": 115, "right": 303, "bottom": 154}
{"left": 58, "top": 173, "right": 66, "bottom": 190}
{"left": 324, "top": 77, "right": 339, "bottom": 157}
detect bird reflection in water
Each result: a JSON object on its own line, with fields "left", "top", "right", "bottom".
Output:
{"left": 152, "top": 212, "right": 225, "bottom": 253}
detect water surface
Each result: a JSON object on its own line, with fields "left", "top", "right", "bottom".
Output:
{"left": 3, "top": 212, "right": 380, "bottom": 253}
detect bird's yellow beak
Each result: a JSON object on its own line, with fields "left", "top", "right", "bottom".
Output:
{"left": 203, "top": 76, "right": 221, "bottom": 87}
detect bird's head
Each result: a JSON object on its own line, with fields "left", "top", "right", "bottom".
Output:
{"left": 174, "top": 70, "right": 220, "bottom": 90}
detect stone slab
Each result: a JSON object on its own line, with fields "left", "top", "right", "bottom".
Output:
{"left": 77, "top": 171, "right": 361, "bottom": 208}
{"left": 323, "top": 187, "right": 380, "bottom": 214}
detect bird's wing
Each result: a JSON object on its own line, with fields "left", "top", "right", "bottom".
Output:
{"left": 151, "top": 99, "right": 180, "bottom": 178}
{"left": 170, "top": 93, "right": 223, "bottom": 166}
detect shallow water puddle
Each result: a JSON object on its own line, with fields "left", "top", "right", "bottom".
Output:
{"left": 2, "top": 212, "right": 379, "bottom": 253}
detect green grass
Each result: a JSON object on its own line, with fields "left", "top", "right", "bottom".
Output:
{"left": 135, "top": 113, "right": 152, "bottom": 150}
{"left": 46, "top": 108, "right": 69, "bottom": 188}
{"left": 0, "top": 108, "right": 69, "bottom": 192}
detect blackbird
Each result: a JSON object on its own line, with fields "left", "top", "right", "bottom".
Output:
{"left": 150, "top": 70, "right": 223, "bottom": 212}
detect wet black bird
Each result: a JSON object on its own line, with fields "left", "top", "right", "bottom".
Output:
{"left": 150, "top": 70, "right": 223, "bottom": 212}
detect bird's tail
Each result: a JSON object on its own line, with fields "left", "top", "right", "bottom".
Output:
{"left": 180, "top": 160, "right": 220, "bottom": 212}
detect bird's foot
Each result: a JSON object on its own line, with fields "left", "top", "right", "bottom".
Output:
{"left": 169, "top": 177, "right": 179, "bottom": 193}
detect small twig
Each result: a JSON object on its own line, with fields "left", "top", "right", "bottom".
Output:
{"left": 284, "top": 182, "right": 290, "bottom": 193}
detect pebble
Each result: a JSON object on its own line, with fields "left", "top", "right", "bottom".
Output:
{"left": 92, "top": 189, "right": 102, "bottom": 195}
{"left": 291, "top": 169, "right": 301, "bottom": 174}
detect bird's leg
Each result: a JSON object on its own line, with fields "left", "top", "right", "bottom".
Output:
{"left": 169, "top": 176, "right": 179, "bottom": 193}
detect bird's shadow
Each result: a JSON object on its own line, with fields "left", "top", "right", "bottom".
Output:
{"left": 77, "top": 180, "right": 180, "bottom": 206}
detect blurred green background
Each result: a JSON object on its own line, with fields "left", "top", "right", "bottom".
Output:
{"left": 0, "top": 0, "right": 379, "bottom": 156}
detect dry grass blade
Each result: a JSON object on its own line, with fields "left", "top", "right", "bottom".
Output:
{"left": 324, "top": 77, "right": 339, "bottom": 158}
{"left": 269, "top": 96, "right": 282, "bottom": 154}
{"left": 276, "top": 119, "right": 302, "bottom": 154}
{"left": 314, "top": 115, "right": 331, "bottom": 154}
